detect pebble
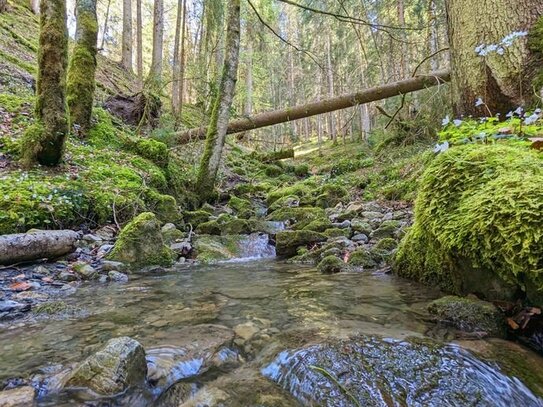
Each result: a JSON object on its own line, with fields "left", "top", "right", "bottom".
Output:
{"left": 108, "top": 271, "right": 129, "bottom": 283}
{"left": 59, "top": 271, "right": 78, "bottom": 282}
{"left": 352, "top": 233, "right": 369, "bottom": 243}
{"left": 332, "top": 220, "right": 351, "bottom": 229}
{"left": 100, "top": 260, "right": 126, "bottom": 272}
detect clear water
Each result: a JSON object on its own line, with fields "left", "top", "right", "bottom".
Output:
{"left": 0, "top": 260, "right": 440, "bottom": 382}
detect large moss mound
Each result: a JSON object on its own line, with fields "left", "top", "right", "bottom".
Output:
{"left": 395, "top": 144, "right": 543, "bottom": 305}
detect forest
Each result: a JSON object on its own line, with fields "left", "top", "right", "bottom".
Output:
{"left": 0, "top": 0, "right": 543, "bottom": 405}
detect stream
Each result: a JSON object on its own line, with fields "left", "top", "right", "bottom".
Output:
{"left": 1, "top": 259, "right": 543, "bottom": 406}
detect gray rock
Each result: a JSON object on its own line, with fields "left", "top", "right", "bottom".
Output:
{"left": 65, "top": 336, "right": 147, "bottom": 396}
{"left": 0, "top": 300, "right": 30, "bottom": 313}
{"left": 97, "top": 244, "right": 114, "bottom": 257}
{"left": 0, "top": 386, "right": 36, "bottom": 407}
{"left": 94, "top": 225, "right": 117, "bottom": 241}
{"left": 100, "top": 260, "right": 127, "bottom": 272}
{"left": 361, "top": 211, "right": 383, "bottom": 220}
{"left": 234, "top": 322, "right": 260, "bottom": 341}
{"left": 33, "top": 265, "right": 51, "bottom": 275}
{"left": 351, "top": 233, "right": 369, "bottom": 243}
{"left": 170, "top": 241, "right": 192, "bottom": 256}
{"left": 108, "top": 271, "right": 129, "bottom": 283}
{"left": 58, "top": 271, "right": 78, "bottom": 282}
{"left": 350, "top": 219, "right": 372, "bottom": 235}
{"left": 82, "top": 233, "right": 102, "bottom": 243}
{"left": 331, "top": 220, "right": 351, "bottom": 229}
{"left": 73, "top": 263, "right": 98, "bottom": 280}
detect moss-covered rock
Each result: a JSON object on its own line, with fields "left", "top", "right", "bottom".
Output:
{"left": 395, "top": 144, "right": 543, "bottom": 305}
{"left": 317, "top": 255, "right": 346, "bottom": 274}
{"left": 323, "top": 227, "right": 351, "bottom": 238}
{"left": 371, "top": 220, "right": 400, "bottom": 239}
{"left": 220, "top": 218, "right": 254, "bottom": 235}
{"left": 428, "top": 295, "right": 505, "bottom": 336}
{"left": 267, "top": 207, "right": 326, "bottom": 230}
{"left": 348, "top": 248, "right": 377, "bottom": 269}
{"left": 374, "top": 237, "right": 397, "bottom": 252}
{"left": 303, "top": 218, "right": 333, "bottom": 233}
{"left": 65, "top": 336, "right": 147, "bottom": 396}
{"left": 196, "top": 220, "right": 221, "bottom": 235}
{"left": 108, "top": 212, "right": 174, "bottom": 268}
{"left": 228, "top": 195, "right": 254, "bottom": 218}
{"left": 161, "top": 223, "right": 185, "bottom": 244}
{"left": 315, "top": 184, "right": 348, "bottom": 208}
{"left": 267, "top": 182, "right": 316, "bottom": 205}
{"left": 132, "top": 138, "right": 169, "bottom": 167}
{"left": 268, "top": 195, "right": 300, "bottom": 213}
{"left": 184, "top": 210, "right": 211, "bottom": 227}
{"left": 275, "top": 230, "right": 327, "bottom": 256}
{"left": 193, "top": 235, "right": 244, "bottom": 263}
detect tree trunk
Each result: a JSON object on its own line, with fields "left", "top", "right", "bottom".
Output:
{"left": 326, "top": 33, "right": 336, "bottom": 142}
{"left": 177, "top": 70, "right": 450, "bottom": 144}
{"left": 172, "top": 0, "right": 186, "bottom": 119}
{"left": 446, "top": 0, "right": 543, "bottom": 116}
{"left": 22, "top": 0, "right": 69, "bottom": 166}
{"left": 196, "top": 0, "right": 240, "bottom": 200}
{"left": 99, "top": 0, "right": 111, "bottom": 50}
{"left": 121, "top": 0, "right": 132, "bottom": 72}
{"left": 149, "top": 0, "right": 164, "bottom": 84}
{"left": 0, "top": 0, "right": 7, "bottom": 13}
{"left": 67, "top": 0, "right": 98, "bottom": 135}
{"left": 0, "top": 230, "right": 80, "bottom": 265}
{"left": 135, "top": 0, "right": 143, "bottom": 85}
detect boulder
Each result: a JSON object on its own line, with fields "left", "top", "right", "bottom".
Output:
{"left": 0, "top": 386, "right": 36, "bottom": 406}
{"left": 317, "top": 255, "right": 346, "bottom": 274}
{"left": 65, "top": 337, "right": 147, "bottom": 396}
{"left": 275, "top": 230, "right": 326, "bottom": 256}
{"left": 262, "top": 335, "right": 543, "bottom": 406}
{"left": 108, "top": 212, "right": 174, "bottom": 268}
{"left": 428, "top": 295, "right": 505, "bottom": 336}
{"left": 348, "top": 248, "right": 377, "bottom": 269}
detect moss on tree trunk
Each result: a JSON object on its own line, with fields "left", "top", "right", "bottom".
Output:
{"left": 196, "top": 0, "right": 240, "bottom": 201}
{"left": 67, "top": 0, "right": 98, "bottom": 135}
{"left": 22, "top": 0, "right": 69, "bottom": 166}
{"left": 446, "top": 0, "right": 543, "bottom": 116}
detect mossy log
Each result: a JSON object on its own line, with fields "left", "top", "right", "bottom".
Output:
{"left": 253, "top": 149, "right": 294, "bottom": 162}
{"left": 0, "top": 230, "right": 80, "bottom": 265}
{"left": 176, "top": 70, "right": 450, "bottom": 144}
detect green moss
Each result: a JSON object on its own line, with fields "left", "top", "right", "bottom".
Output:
{"left": 268, "top": 195, "right": 300, "bottom": 213}
{"left": 528, "top": 16, "right": 543, "bottom": 98}
{"left": 267, "top": 181, "right": 316, "bottom": 205}
{"left": 194, "top": 234, "right": 244, "bottom": 263}
{"left": 267, "top": 207, "right": 326, "bottom": 230}
{"left": 132, "top": 138, "right": 169, "bottom": 167}
{"left": 0, "top": 93, "right": 31, "bottom": 113}
{"left": 315, "top": 183, "right": 348, "bottom": 208}
{"left": 348, "top": 249, "right": 377, "bottom": 269}
{"left": 428, "top": 296, "right": 505, "bottom": 336}
{"left": 0, "top": 48, "right": 36, "bottom": 74}
{"left": 263, "top": 164, "right": 283, "bottom": 177}
{"left": 275, "top": 230, "right": 327, "bottom": 256}
{"left": 184, "top": 210, "right": 211, "bottom": 226}
{"left": 196, "top": 220, "right": 221, "bottom": 235}
{"left": 228, "top": 195, "right": 254, "bottom": 218}
{"left": 145, "top": 190, "right": 179, "bottom": 223}
{"left": 220, "top": 218, "right": 254, "bottom": 235}
{"left": 374, "top": 237, "right": 397, "bottom": 252}
{"left": 317, "top": 255, "right": 345, "bottom": 274}
{"left": 395, "top": 144, "right": 543, "bottom": 304}
{"left": 34, "top": 301, "right": 70, "bottom": 314}
{"left": 293, "top": 164, "right": 309, "bottom": 177}
{"left": 303, "top": 218, "right": 333, "bottom": 233}
{"left": 324, "top": 228, "right": 351, "bottom": 238}
{"left": 20, "top": 121, "right": 47, "bottom": 167}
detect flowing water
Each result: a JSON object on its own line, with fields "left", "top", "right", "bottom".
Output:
{"left": 1, "top": 259, "right": 542, "bottom": 406}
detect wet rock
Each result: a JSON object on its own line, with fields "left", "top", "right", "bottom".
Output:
{"left": 100, "top": 260, "right": 127, "bottom": 272}
{"left": 350, "top": 219, "right": 372, "bottom": 235}
{"left": 428, "top": 295, "right": 505, "bottom": 336}
{"left": 96, "top": 244, "right": 114, "bottom": 257}
{"left": 58, "top": 271, "right": 78, "bottom": 282}
{"left": 262, "top": 335, "right": 543, "bottom": 406}
{"left": 348, "top": 248, "right": 377, "bottom": 269}
{"left": 371, "top": 220, "right": 400, "bottom": 239}
{"left": 161, "top": 223, "right": 185, "bottom": 244}
{"left": 108, "top": 270, "right": 128, "bottom": 282}
{"left": 65, "top": 336, "right": 147, "bottom": 396}
{"left": 0, "top": 386, "right": 36, "bottom": 406}
{"left": 234, "top": 322, "right": 260, "bottom": 341}
{"left": 361, "top": 211, "right": 382, "bottom": 220}
{"left": 146, "top": 324, "right": 239, "bottom": 393}
{"left": 0, "top": 300, "right": 30, "bottom": 313}
{"left": 331, "top": 220, "right": 351, "bottom": 229}
{"left": 94, "top": 225, "right": 117, "bottom": 241}
{"left": 108, "top": 212, "right": 174, "bottom": 268}
{"left": 82, "top": 233, "right": 102, "bottom": 243}
{"left": 275, "top": 231, "right": 327, "bottom": 256}
{"left": 72, "top": 263, "right": 98, "bottom": 280}
{"left": 170, "top": 241, "right": 192, "bottom": 256}
{"left": 351, "top": 233, "right": 369, "bottom": 243}
{"left": 317, "top": 256, "right": 346, "bottom": 274}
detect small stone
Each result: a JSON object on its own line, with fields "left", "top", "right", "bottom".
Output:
{"left": 139, "top": 265, "right": 166, "bottom": 273}
{"left": 59, "top": 271, "right": 78, "bottom": 282}
{"left": 100, "top": 260, "right": 127, "bottom": 272}
{"left": 33, "top": 265, "right": 50, "bottom": 275}
{"left": 98, "top": 275, "right": 109, "bottom": 283}
{"left": 352, "top": 233, "right": 369, "bottom": 243}
{"left": 361, "top": 211, "right": 383, "bottom": 220}
{"left": 83, "top": 234, "right": 102, "bottom": 243}
{"left": 0, "top": 300, "right": 31, "bottom": 313}
{"left": 108, "top": 271, "right": 129, "bottom": 283}
{"left": 97, "top": 244, "right": 114, "bottom": 257}
{"left": 0, "top": 386, "right": 36, "bottom": 406}
{"left": 73, "top": 263, "right": 98, "bottom": 280}
{"left": 234, "top": 322, "right": 260, "bottom": 341}
{"left": 332, "top": 220, "right": 351, "bottom": 229}
{"left": 94, "top": 225, "right": 117, "bottom": 241}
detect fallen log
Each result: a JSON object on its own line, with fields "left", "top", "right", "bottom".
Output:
{"left": 0, "top": 230, "right": 81, "bottom": 265}
{"left": 252, "top": 148, "right": 295, "bottom": 162}
{"left": 176, "top": 70, "right": 450, "bottom": 144}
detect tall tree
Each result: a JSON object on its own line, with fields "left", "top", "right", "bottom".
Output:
{"left": 121, "top": 0, "right": 133, "bottom": 72}
{"left": 135, "top": 0, "right": 143, "bottom": 85}
{"left": 0, "top": 0, "right": 7, "bottom": 13}
{"left": 148, "top": 0, "right": 164, "bottom": 84}
{"left": 446, "top": 0, "right": 543, "bottom": 116}
{"left": 197, "top": 0, "right": 241, "bottom": 200}
{"left": 172, "top": 0, "right": 187, "bottom": 119}
{"left": 22, "top": 0, "right": 68, "bottom": 166}
{"left": 67, "top": 0, "right": 98, "bottom": 135}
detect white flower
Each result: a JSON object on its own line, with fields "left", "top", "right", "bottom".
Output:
{"left": 513, "top": 106, "right": 523, "bottom": 116}
{"left": 453, "top": 119, "right": 463, "bottom": 127}
{"left": 475, "top": 98, "right": 484, "bottom": 107}
{"left": 441, "top": 115, "right": 450, "bottom": 126}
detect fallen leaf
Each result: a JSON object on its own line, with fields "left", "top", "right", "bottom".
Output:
{"left": 10, "top": 281, "right": 31, "bottom": 292}
{"left": 506, "top": 318, "right": 519, "bottom": 330}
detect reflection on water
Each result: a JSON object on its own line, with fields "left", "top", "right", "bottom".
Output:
{"left": 0, "top": 260, "right": 441, "bottom": 382}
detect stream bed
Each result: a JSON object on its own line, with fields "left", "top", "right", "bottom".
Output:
{"left": 1, "top": 260, "right": 542, "bottom": 406}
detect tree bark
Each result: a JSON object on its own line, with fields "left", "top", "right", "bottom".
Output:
{"left": 99, "top": 0, "right": 111, "bottom": 50}
{"left": 121, "top": 0, "right": 133, "bottom": 72}
{"left": 196, "top": 0, "right": 240, "bottom": 200}
{"left": 149, "top": 0, "right": 164, "bottom": 84}
{"left": 0, "top": 0, "right": 7, "bottom": 13}
{"left": 177, "top": 70, "right": 450, "bottom": 144}
{"left": 0, "top": 230, "right": 80, "bottom": 265}
{"left": 446, "top": 0, "right": 543, "bottom": 116}
{"left": 172, "top": 0, "right": 186, "bottom": 118}
{"left": 67, "top": 0, "right": 98, "bottom": 135}
{"left": 22, "top": 0, "right": 69, "bottom": 166}
{"left": 135, "top": 0, "right": 143, "bottom": 85}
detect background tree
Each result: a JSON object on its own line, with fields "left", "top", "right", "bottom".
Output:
{"left": 67, "top": 0, "right": 99, "bottom": 135}
{"left": 121, "top": 0, "right": 133, "bottom": 72}
{"left": 172, "top": 0, "right": 187, "bottom": 119}
{"left": 446, "top": 0, "right": 543, "bottom": 116}
{"left": 22, "top": 0, "right": 69, "bottom": 166}
{"left": 0, "top": 0, "right": 7, "bottom": 13}
{"left": 148, "top": 0, "right": 164, "bottom": 84}
{"left": 197, "top": 0, "right": 241, "bottom": 199}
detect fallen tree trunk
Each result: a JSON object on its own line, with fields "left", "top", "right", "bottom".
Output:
{"left": 253, "top": 148, "right": 295, "bottom": 162}
{"left": 176, "top": 70, "right": 450, "bottom": 144}
{"left": 0, "top": 230, "right": 80, "bottom": 265}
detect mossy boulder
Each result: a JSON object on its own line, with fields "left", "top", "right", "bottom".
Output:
{"left": 395, "top": 144, "right": 543, "bottom": 305}
{"left": 108, "top": 212, "right": 174, "bottom": 268}
{"left": 275, "top": 230, "right": 327, "bottom": 256}
{"left": 65, "top": 337, "right": 147, "bottom": 396}
{"left": 303, "top": 218, "right": 333, "bottom": 233}
{"left": 193, "top": 235, "right": 244, "bottom": 263}
{"left": 428, "top": 296, "right": 505, "bottom": 336}
{"left": 268, "top": 195, "right": 300, "bottom": 212}
{"left": 184, "top": 210, "right": 211, "bottom": 227}
{"left": 196, "top": 220, "right": 221, "bottom": 235}
{"left": 267, "top": 207, "right": 326, "bottom": 230}
{"left": 267, "top": 182, "right": 316, "bottom": 206}
{"left": 371, "top": 220, "right": 400, "bottom": 239}
{"left": 323, "top": 227, "right": 351, "bottom": 238}
{"left": 228, "top": 196, "right": 254, "bottom": 218}
{"left": 220, "top": 218, "right": 255, "bottom": 235}
{"left": 161, "top": 223, "right": 185, "bottom": 244}
{"left": 348, "top": 248, "right": 377, "bottom": 269}
{"left": 374, "top": 237, "right": 398, "bottom": 252}
{"left": 132, "top": 138, "right": 169, "bottom": 167}
{"left": 317, "top": 255, "right": 346, "bottom": 274}
{"left": 315, "top": 184, "right": 348, "bottom": 208}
